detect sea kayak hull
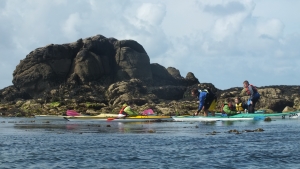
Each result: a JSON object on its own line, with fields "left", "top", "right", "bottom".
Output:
{"left": 65, "top": 114, "right": 118, "bottom": 121}
{"left": 172, "top": 116, "right": 253, "bottom": 122}
{"left": 107, "top": 116, "right": 173, "bottom": 122}
{"left": 172, "top": 112, "right": 300, "bottom": 122}
{"left": 34, "top": 115, "right": 66, "bottom": 120}
{"left": 66, "top": 115, "right": 173, "bottom": 122}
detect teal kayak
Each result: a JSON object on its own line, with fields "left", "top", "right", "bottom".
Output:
{"left": 172, "top": 112, "right": 300, "bottom": 122}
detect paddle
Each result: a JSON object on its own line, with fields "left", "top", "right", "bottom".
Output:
{"left": 107, "top": 114, "right": 126, "bottom": 121}
{"left": 107, "top": 118, "right": 115, "bottom": 121}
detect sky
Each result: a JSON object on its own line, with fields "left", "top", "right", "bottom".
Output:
{"left": 0, "top": 0, "right": 299, "bottom": 90}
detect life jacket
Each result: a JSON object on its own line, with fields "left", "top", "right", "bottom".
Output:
{"left": 245, "top": 84, "right": 258, "bottom": 95}
{"left": 236, "top": 103, "right": 244, "bottom": 111}
{"left": 220, "top": 102, "right": 234, "bottom": 113}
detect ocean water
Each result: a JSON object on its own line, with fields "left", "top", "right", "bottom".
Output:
{"left": 0, "top": 117, "right": 300, "bottom": 169}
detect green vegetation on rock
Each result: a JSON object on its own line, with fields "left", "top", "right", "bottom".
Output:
{"left": 50, "top": 102, "right": 61, "bottom": 108}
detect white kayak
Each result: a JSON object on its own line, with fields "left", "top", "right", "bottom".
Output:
{"left": 34, "top": 113, "right": 119, "bottom": 121}
{"left": 64, "top": 114, "right": 120, "bottom": 121}
{"left": 34, "top": 115, "right": 66, "bottom": 120}
{"left": 172, "top": 112, "right": 300, "bottom": 122}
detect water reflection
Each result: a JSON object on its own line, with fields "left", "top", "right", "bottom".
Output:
{"left": 117, "top": 122, "right": 157, "bottom": 133}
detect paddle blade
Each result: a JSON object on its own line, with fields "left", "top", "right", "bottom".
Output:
{"left": 107, "top": 118, "right": 115, "bottom": 121}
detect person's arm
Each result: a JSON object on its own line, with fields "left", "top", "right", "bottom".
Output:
{"left": 248, "top": 86, "right": 254, "bottom": 100}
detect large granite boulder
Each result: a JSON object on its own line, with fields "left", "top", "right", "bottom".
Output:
{"left": 150, "top": 63, "right": 175, "bottom": 86}
{"left": 167, "top": 67, "right": 182, "bottom": 79}
{"left": 12, "top": 35, "right": 152, "bottom": 98}
{"left": 114, "top": 40, "right": 152, "bottom": 82}
{"left": 106, "top": 79, "right": 149, "bottom": 105}
{"left": 185, "top": 72, "right": 199, "bottom": 86}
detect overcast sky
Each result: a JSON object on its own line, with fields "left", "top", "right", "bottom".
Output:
{"left": 0, "top": 0, "right": 299, "bottom": 90}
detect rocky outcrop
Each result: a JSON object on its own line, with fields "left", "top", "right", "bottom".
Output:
{"left": 10, "top": 34, "right": 197, "bottom": 99}
{"left": 0, "top": 34, "right": 299, "bottom": 116}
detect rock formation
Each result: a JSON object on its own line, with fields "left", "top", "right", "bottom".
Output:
{"left": 0, "top": 34, "right": 299, "bottom": 116}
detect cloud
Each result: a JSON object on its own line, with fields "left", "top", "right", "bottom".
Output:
{"left": 136, "top": 3, "right": 166, "bottom": 26}
{"left": 203, "top": 1, "right": 246, "bottom": 16}
{"left": 62, "top": 13, "right": 82, "bottom": 39}
{"left": 256, "top": 19, "right": 284, "bottom": 40}
{"left": 0, "top": 0, "right": 299, "bottom": 90}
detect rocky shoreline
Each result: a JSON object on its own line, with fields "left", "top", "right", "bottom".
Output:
{"left": 0, "top": 35, "right": 299, "bottom": 117}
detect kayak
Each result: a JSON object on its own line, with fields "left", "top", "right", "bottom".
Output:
{"left": 35, "top": 113, "right": 119, "bottom": 121}
{"left": 106, "top": 116, "right": 173, "bottom": 122}
{"left": 172, "top": 112, "right": 300, "bottom": 122}
{"left": 34, "top": 115, "right": 67, "bottom": 120}
{"left": 66, "top": 115, "right": 173, "bottom": 122}
{"left": 64, "top": 113, "right": 120, "bottom": 121}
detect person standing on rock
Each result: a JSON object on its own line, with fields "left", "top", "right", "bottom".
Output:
{"left": 191, "top": 88, "right": 216, "bottom": 116}
{"left": 242, "top": 80, "right": 260, "bottom": 113}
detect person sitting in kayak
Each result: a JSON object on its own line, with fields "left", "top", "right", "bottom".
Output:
{"left": 242, "top": 80, "right": 260, "bottom": 113}
{"left": 191, "top": 88, "right": 216, "bottom": 117}
{"left": 123, "top": 101, "right": 139, "bottom": 117}
{"left": 119, "top": 103, "right": 128, "bottom": 116}
{"left": 235, "top": 97, "right": 247, "bottom": 114}
{"left": 222, "top": 98, "right": 238, "bottom": 116}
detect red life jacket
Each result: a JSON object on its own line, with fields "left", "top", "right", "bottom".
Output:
{"left": 245, "top": 84, "right": 258, "bottom": 95}
{"left": 119, "top": 106, "right": 126, "bottom": 114}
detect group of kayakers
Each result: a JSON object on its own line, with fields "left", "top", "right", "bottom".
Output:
{"left": 192, "top": 80, "right": 260, "bottom": 116}
{"left": 119, "top": 80, "right": 260, "bottom": 117}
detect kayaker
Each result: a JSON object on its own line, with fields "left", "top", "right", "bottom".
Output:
{"left": 124, "top": 101, "right": 139, "bottom": 116}
{"left": 119, "top": 103, "right": 128, "bottom": 116}
{"left": 191, "top": 88, "right": 216, "bottom": 116}
{"left": 235, "top": 97, "right": 247, "bottom": 114}
{"left": 223, "top": 98, "right": 238, "bottom": 116}
{"left": 242, "top": 80, "right": 260, "bottom": 113}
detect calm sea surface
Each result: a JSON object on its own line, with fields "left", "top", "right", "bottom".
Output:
{"left": 0, "top": 117, "right": 300, "bottom": 169}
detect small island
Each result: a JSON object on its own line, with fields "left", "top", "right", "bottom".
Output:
{"left": 0, "top": 35, "right": 299, "bottom": 117}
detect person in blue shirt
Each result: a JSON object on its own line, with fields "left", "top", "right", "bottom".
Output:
{"left": 191, "top": 88, "right": 217, "bottom": 116}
